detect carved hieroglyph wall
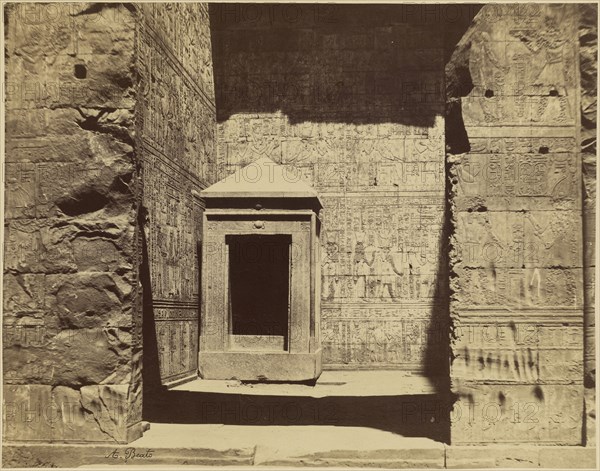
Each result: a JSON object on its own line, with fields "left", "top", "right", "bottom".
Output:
{"left": 4, "top": 3, "right": 142, "bottom": 442}
{"left": 447, "top": 4, "right": 586, "bottom": 445}
{"left": 211, "top": 4, "right": 451, "bottom": 372}
{"left": 136, "top": 3, "right": 216, "bottom": 385}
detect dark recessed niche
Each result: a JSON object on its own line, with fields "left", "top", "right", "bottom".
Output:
{"left": 484, "top": 89, "right": 494, "bottom": 98}
{"left": 539, "top": 146, "right": 549, "bottom": 154}
{"left": 227, "top": 234, "right": 291, "bottom": 350}
{"left": 74, "top": 64, "right": 87, "bottom": 79}
{"left": 549, "top": 89, "right": 559, "bottom": 97}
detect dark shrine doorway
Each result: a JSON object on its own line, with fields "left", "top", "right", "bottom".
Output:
{"left": 227, "top": 234, "right": 291, "bottom": 352}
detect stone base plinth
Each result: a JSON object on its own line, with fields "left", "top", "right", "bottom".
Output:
{"left": 198, "top": 349, "right": 322, "bottom": 381}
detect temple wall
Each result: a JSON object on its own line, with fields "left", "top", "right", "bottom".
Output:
{"left": 3, "top": 3, "right": 142, "bottom": 442}
{"left": 211, "top": 4, "right": 457, "bottom": 373}
{"left": 135, "top": 3, "right": 216, "bottom": 387}
{"left": 446, "top": 3, "right": 586, "bottom": 445}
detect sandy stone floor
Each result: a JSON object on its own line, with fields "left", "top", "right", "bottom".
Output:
{"left": 132, "top": 423, "right": 445, "bottom": 467}
{"left": 173, "top": 370, "right": 443, "bottom": 396}
{"left": 137, "top": 423, "right": 441, "bottom": 453}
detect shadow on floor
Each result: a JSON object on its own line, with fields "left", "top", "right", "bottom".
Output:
{"left": 144, "top": 387, "right": 451, "bottom": 443}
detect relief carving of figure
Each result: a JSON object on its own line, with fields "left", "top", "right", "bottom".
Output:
{"left": 322, "top": 242, "right": 340, "bottom": 301}
{"left": 527, "top": 212, "right": 575, "bottom": 265}
{"left": 408, "top": 263, "right": 421, "bottom": 299}
{"left": 469, "top": 31, "right": 509, "bottom": 94}
{"left": 367, "top": 324, "right": 390, "bottom": 362}
{"left": 352, "top": 236, "right": 371, "bottom": 301}
{"left": 534, "top": 41, "right": 568, "bottom": 94}
{"left": 510, "top": 6, "right": 570, "bottom": 94}
{"left": 370, "top": 246, "right": 403, "bottom": 300}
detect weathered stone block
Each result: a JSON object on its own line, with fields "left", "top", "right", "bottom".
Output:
{"left": 5, "top": 217, "right": 134, "bottom": 274}
{"left": 5, "top": 3, "right": 136, "bottom": 111}
{"left": 451, "top": 317, "right": 584, "bottom": 385}
{"left": 78, "top": 385, "right": 130, "bottom": 442}
{"left": 445, "top": 445, "right": 539, "bottom": 468}
{"left": 455, "top": 210, "right": 582, "bottom": 268}
{"left": 4, "top": 325, "right": 131, "bottom": 387}
{"left": 44, "top": 273, "right": 131, "bottom": 328}
{"left": 4, "top": 219, "right": 77, "bottom": 273}
{"left": 72, "top": 238, "right": 122, "bottom": 272}
{"left": 538, "top": 446, "right": 596, "bottom": 468}
{"left": 3, "top": 274, "right": 45, "bottom": 312}
{"left": 3, "top": 383, "right": 133, "bottom": 443}
{"left": 462, "top": 96, "right": 577, "bottom": 127}
{"left": 450, "top": 383, "right": 583, "bottom": 445}
{"left": 467, "top": 133, "right": 577, "bottom": 154}
{"left": 451, "top": 344, "right": 583, "bottom": 384}
{"left": 446, "top": 445, "right": 596, "bottom": 469}
{"left": 453, "top": 153, "right": 581, "bottom": 211}
{"left": 452, "top": 267, "right": 583, "bottom": 309}
{"left": 3, "top": 385, "right": 54, "bottom": 441}
{"left": 453, "top": 322, "right": 583, "bottom": 349}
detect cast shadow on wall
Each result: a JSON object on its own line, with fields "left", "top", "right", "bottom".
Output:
{"left": 210, "top": 4, "right": 480, "bottom": 126}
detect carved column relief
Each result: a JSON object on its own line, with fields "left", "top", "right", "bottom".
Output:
{"left": 448, "top": 4, "right": 584, "bottom": 445}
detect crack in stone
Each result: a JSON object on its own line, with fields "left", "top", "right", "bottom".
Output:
{"left": 79, "top": 388, "right": 122, "bottom": 443}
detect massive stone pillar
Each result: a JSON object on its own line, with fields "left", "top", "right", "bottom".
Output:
{"left": 447, "top": 4, "right": 586, "bottom": 445}
{"left": 4, "top": 3, "right": 143, "bottom": 443}
{"left": 3, "top": 2, "right": 217, "bottom": 444}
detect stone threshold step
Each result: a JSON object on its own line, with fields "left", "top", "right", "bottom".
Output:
{"left": 4, "top": 425, "right": 596, "bottom": 468}
{"left": 172, "top": 370, "right": 447, "bottom": 397}
{"left": 4, "top": 425, "right": 445, "bottom": 468}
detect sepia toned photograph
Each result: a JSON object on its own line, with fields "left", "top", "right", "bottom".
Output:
{"left": 2, "top": 1, "right": 598, "bottom": 469}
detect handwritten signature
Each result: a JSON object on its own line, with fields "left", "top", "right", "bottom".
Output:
{"left": 105, "top": 448, "right": 155, "bottom": 462}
